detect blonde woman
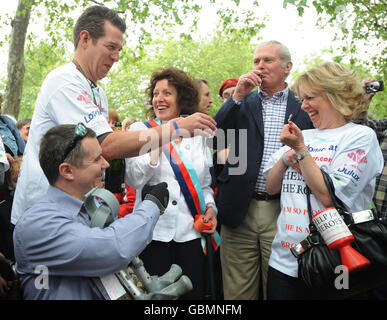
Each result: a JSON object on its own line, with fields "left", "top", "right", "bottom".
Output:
{"left": 264, "top": 62, "right": 384, "bottom": 299}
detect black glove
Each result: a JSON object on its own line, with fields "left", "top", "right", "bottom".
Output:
{"left": 141, "top": 182, "right": 169, "bottom": 214}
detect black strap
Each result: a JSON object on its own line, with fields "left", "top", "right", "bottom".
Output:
{"left": 320, "top": 169, "right": 348, "bottom": 216}
{"left": 305, "top": 185, "right": 318, "bottom": 233}
{"left": 306, "top": 169, "right": 349, "bottom": 231}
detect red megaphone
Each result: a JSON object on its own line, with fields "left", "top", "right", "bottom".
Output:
{"left": 312, "top": 207, "right": 370, "bottom": 272}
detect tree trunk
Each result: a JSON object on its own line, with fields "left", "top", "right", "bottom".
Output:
{"left": 3, "top": 0, "right": 32, "bottom": 119}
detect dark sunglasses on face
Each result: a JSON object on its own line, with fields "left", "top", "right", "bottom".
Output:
{"left": 62, "top": 123, "right": 88, "bottom": 162}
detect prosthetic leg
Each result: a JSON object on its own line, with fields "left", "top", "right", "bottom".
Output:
{"left": 116, "top": 258, "right": 192, "bottom": 300}
{"left": 85, "top": 187, "right": 193, "bottom": 300}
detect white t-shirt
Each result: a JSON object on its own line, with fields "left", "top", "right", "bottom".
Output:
{"left": 263, "top": 123, "right": 384, "bottom": 277}
{"left": 125, "top": 121, "right": 214, "bottom": 243}
{"left": 11, "top": 62, "right": 112, "bottom": 225}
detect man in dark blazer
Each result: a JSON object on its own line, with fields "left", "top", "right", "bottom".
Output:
{"left": 213, "top": 40, "right": 314, "bottom": 300}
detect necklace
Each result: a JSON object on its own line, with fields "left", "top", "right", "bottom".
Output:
{"left": 72, "top": 59, "right": 102, "bottom": 113}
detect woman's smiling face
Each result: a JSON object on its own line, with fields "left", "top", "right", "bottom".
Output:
{"left": 152, "top": 79, "right": 180, "bottom": 121}
{"left": 299, "top": 88, "right": 345, "bottom": 129}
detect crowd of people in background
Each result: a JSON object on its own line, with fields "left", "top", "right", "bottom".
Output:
{"left": 0, "top": 5, "right": 385, "bottom": 301}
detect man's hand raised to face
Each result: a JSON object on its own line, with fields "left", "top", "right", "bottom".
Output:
{"left": 232, "top": 70, "right": 262, "bottom": 102}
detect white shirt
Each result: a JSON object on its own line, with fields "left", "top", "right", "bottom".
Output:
{"left": 263, "top": 123, "right": 384, "bottom": 277}
{"left": 11, "top": 62, "right": 112, "bottom": 225}
{"left": 125, "top": 121, "right": 214, "bottom": 243}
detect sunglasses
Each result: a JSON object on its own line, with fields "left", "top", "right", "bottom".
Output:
{"left": 62, "top": 123, "right": 88, "bottom": 162}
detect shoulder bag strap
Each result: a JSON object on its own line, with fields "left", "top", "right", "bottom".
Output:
{"left": 320, "top": 169, "right": 348, "bottom": 216}
{"left": 305, "top": 185, "right": 318, "bottom": 234}
{"left": 306, "top": 169, "right": 349, "bottom": 231}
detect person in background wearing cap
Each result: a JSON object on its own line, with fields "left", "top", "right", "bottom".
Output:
{"left": 213, "top": 40, "right": 313, "bottom": 300}
{"left": 219, "top": 78, "right": 239, "bottom": 104}
{"left": 213, "top": 78, "right": 240, "bottom": 169}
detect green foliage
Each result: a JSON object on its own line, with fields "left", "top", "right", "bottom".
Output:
{"left": 1, "top": 0, "right": 263, "bottom": 118}
{"left": 24, "top": 0, "right": 210, "bottom": 51}
{"left": 283, "top": 0, "right": 386, "bottom": 118}
{"left": 3, "top": 1, "right": 384, "bottom": 121}
{"left": 18, "top": 40, "right": 68, "bottom": 119}
{"left": 104, "top": 25, "right": 261, "bottom": 122}
{"left": 291, "top": 50, "right": 387, "bottom": 119}
{"left": 283, "top": 0, "right": 387, "bottom": 78}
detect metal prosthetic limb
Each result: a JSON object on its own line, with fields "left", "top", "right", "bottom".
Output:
{"left": 85, "top": 187, "right": 193, "bottom": 300}
{"left": 116, "top": 268, "right": 193, "bottom": 300}
{"left": 129, "top": 256, "right": 193, "bottom": 299}
{"left": 130, "top": 256, "right": 182, "bottom": 292}
{"left": 150, "top": 275, "right": 193, "bottom": 299}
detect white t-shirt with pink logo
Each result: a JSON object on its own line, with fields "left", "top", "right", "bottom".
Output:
{"left": 263, "top": 122, "right": 383, "bottom": 277}
{"left": 11, "top": 62, "right": 112, "bottom": 225}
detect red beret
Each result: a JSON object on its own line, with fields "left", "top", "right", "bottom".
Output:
{"left": 219, "top": 78, "right": 239, "bottom": 97}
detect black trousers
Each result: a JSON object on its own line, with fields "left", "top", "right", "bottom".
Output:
{"left": 267, "top": 266, "right": 323, "bottom": 300}
{"left": 139, "top": 238, "right": 206, "bottom": 300}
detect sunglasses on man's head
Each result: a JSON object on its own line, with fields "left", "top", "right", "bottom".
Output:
{"left": 62, "top": 123, "right": 88, "bottom": 162}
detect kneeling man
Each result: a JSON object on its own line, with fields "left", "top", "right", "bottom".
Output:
{"left": 13, "top": 124, "right": 168, "bottom": 299}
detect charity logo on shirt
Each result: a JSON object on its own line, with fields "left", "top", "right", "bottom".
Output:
{"left": 334, "top": 149, "right": 368, "bottom": 186}
{"left": 77, "top": 91, "right": 93, "bottom": 105}
{"left": 84, "top": 109, "right": 103, "bottom": 124}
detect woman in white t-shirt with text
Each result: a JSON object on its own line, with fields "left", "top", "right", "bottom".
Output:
{"left": 264, "top": 62, "right": 384, "bottom": 299}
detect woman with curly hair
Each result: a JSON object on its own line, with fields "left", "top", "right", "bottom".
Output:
{"left": 125, "top": 67, "right": 217, "bottom": 299}
{"left": 264, "top": 62, "right": 384, "bottom": 299}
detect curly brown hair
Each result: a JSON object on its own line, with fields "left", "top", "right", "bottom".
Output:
{"left": 145, "top": 67, "right": 199, "bottom": 120}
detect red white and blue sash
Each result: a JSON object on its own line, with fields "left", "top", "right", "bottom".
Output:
{"left": 144, "top": 119, "right": 221, "bottom": 254}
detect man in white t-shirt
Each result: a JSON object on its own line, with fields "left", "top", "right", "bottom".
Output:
{"left": 11, "top": 5, "right": 216, "bottom": 225}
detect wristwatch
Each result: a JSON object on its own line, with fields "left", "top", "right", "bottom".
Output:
{"left": 296, "top": 151, "right": 311, "bottom": 161}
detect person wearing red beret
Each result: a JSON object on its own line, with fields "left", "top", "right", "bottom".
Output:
{"left": 219, "top": 78, "right": 239, "bottom": 104}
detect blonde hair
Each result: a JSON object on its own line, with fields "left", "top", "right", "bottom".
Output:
{"left": 122, "top": 116, "right": 137, "bottom": 131}
{"left": 293, "top": 62, "right": 368, "bottom": 121}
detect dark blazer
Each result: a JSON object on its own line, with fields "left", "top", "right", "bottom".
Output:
{"left": 213, "top": 89, "right": 314, "bottom": 228}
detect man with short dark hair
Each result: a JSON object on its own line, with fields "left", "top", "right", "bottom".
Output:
{"left": 16, "top": 118, "right": 31, "bottom": 143}
{"left": 11, "top": 5, "right": 216, "bottom": 225}
{"left": 13, "top": 124, "right": 168, "bottom": 300}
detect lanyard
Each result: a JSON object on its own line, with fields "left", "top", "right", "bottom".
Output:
{"left": 72, "top": 59, "right": 102, "bottom": 113}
